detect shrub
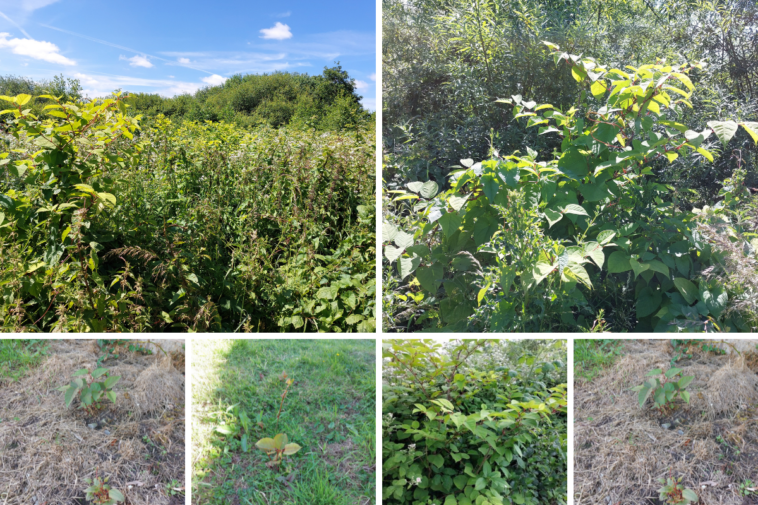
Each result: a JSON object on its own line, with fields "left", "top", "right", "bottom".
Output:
{"left": 383, "top": 43, "right": 757, "bottom": 332}
{"left": 383, "top": 340, "right": 567, "bottom": 505}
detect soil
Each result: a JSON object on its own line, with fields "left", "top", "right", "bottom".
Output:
{"left": 0, "top": 339, "right": 185, "bottom": 505}
{"left": 575, "top": 340, "right": 758, "bottom": 505}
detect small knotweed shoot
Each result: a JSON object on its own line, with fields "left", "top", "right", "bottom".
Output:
{"left": 631, "top": 367, "right": 694, "bottom": 410}
{"left": 255, "top": 433, "right": 302, "bottom": 465}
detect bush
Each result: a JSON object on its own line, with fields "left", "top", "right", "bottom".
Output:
{"left": 124, "top": 65, "right": 372, "bottom": 131}
{"left": 382, "top": 340, "right": 567, "bottom": 505}
{"left": 383, "top": 44, "right": 757, "bottom": 332}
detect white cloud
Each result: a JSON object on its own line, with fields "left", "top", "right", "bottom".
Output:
{"left": 177, "top": 57, "right": 190, "bottom": 64}
{"left": 0, "top": 32, "right": 74, "bottom": 65}
{"left": 120, "top": 54, "right": 153, "bottom": 68}
{"left": 260, "top": 22, "right": 292, "bottom": 40}
{"left": 361, "top": 97, "right": 375, "bottom": 112}
{"left": 354, "top": 79, "right": 369, "bottom": 90}
{"left": 201, "top": 74, "right": 227, "bottom": 86}
{"left": 369, "top": 73, "right": 376, "bottom": 81}
{"left": 275, "top": 11, "right": 291, "bottom": 18}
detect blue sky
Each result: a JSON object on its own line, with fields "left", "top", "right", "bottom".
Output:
{"left": 0, "top": 0, "right": 376, "bottom": 110}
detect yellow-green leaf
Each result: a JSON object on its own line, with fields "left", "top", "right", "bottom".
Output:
{"left": 15, "top": 94, "right": 32, "bottom": 106}
{"left": 255, "top": 437, "right": 277, "bottom": 452}
{"left": 283, "top": 443, "right": 302, "bottom": 455}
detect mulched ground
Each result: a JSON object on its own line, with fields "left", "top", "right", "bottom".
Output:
{"left": 0, "top": 339, "right": 185, "bottom": 505}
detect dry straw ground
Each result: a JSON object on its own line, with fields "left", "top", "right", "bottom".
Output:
{"left": 575, "top": 339, "right": 758, "bottom": 505}
{"left": 0, "top": 340, "right": 185, "bottom": 505}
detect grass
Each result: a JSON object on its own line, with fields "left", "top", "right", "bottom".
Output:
{"left": 192, "top": 339, "right": 376, "bottom": 505}
{"left": 574, "top": 339, "right": 624, "bottom": 382}
{"left": 0, "top": 339, "right": 49, "bottom": 383}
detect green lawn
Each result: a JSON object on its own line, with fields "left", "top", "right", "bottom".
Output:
{"left": 0, "top": 339, "right": 48, "bottom": 383}
{"left": 192, "top": 339, "right": 376, "bottom": 505}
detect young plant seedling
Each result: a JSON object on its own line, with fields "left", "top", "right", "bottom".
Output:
{"left": 658, "top": 476, "right": 698, "bottom": 505}
{"left": 631, "top": 367, "right": 694, "bottom": 410}
{"left": 58, "top": 367, "right": 121, "bottom": 414}
{"left": 276, "top": 376, "right": 293, "bottom": 426}
{"left": 84, "top": 474, "right": 125, "bottom": 505}
{"left": 255, "top": 433, "right": 302, "bottom": 467}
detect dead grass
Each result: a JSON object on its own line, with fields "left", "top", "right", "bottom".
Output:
{"left": 0, "top": 340, "right": 185, "bottom": 505}
{"left": 575, "top": 340, "right": 758, "bottom": 505}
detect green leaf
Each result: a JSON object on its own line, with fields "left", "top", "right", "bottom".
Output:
{"left": 637, "top": 385, "right": 652, "bottom": 408}
{"left": 530, "top": 261, "right": 555, "bottom": 288}
{"left": 584, "top": 243, "right": 605, "bottom": 269}
{"left": 544, "top": 208, "right": 563, "bottom": 228}
{"left": 416, "top": 263, "right": 443, "bottom": 294}
{"left": 241, "top": 434, "right": 248, "bottom": 452}
{"left": 453, "top": 475, "right": 468, "bottom": 490}
{"left": 682, "top": 489, "right": 698, "bottom": 502}
{"left": 707, "top": 120, "right": 739, "bottom": 147}
{"left": 273, "top": 433, "right": 288, "bottom": 450}
{"left": 677, "top": 375, "right": 694, "bottom": 389}
{"left": 477, "top": 282, "right": 491, "bottom": 306}
{"left": 557, "top": 147, "right": 589, "bottom": 179}
{"left": 607, "top": 251, "right": 631, "bottom": 273}
{"left": 15, "top": 94, "right": 32, "bottom": 106}
{"left": 109, "top": 489, "right": 125, "bottom": 502}
{"left": 283, "top": 442, "right": 302, "bottom": 455}
{"left": 398, "top": 255, "right": 421, "bottom": 280}
{"left": 448, "top": 194, "right": 470, "bottom": 211}
{"left": 636, "top": 288, "right": 662, "bottom": 318}
{"left": 629, "top": 258, "right": 649, "bottom": 279}
{"left": 665, "top": 367, "right": 682, "bottom": 379}
{"left": 384, "top": 245, "right": 403, "bottom": 263}
{"left": 438, "top": 212, "right": 462, "bottom": 239}
{"left": 72, "top": 368, "right": 89, "bottom": 376}
{"left": 65, "top": 385, "right": 79, "bottom": 408}
{"left": 444, "top": 495, "right": 458, "bottom": 505}
{"left": 680, "top": 390, "right": 690, "bottom": 403}
{"left": 567, "top": 263, "right": 592, "bottom": 289}
{"left": 741, "top": 121, "right": 758, "bottom": 144}
{"left": 394, "top": 231, "right": 414, "bottom": 249}
{"left": 256, "top": 437, "right": 277, "bottom": 451}
{"left": 562, "top": 203, "right": 589, "bottom": 216}
{"left": 597, "top": 230, "right": 616, "bottom": 245}
{"left": 91, "top": 367, "right": 108, "bottom": 378}
{"left": 104, "top": 375, "right": 121, "bottom": 389}
{"left": 673, "top": 278, "right": 698, "bottom": 305}
{"left": 428, "top": 454, "right": 444, "bottom": 468}
{"left": 590, "top": 80, "right": 607, "bottom": 98}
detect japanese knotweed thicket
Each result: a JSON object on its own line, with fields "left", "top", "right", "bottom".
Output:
{"left": 383, "top": 44, "right": 758, "bottom": 332}
{"left": 383, "top": 0, "right": 758, "bottom": 201}
{"left": 0, "top": 93, "right": 375, "bottom": 332}
{"left": 383, "top": 340, "right": 567, "bottom": 505}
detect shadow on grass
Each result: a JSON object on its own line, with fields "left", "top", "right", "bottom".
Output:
{"left": 192, "top": 339, "right": 376, "bottom": 505}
